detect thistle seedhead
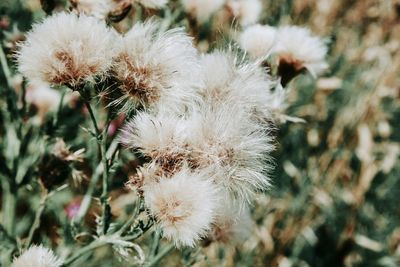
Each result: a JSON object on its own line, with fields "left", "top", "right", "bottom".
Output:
{"left": 17, "top": 12, "right": 117, "bottom": 89}
{"left": 12, "top": 245, "right": 62, "bottom": 267}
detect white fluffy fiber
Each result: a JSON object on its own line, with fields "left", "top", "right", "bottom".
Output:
{"left": 185, "top": 104, "right": 274, "bottom": 201}
{"left": 197, "top": 50, "right": 275, "bottom": 121}
{"left": 239, "top": 24, "right": 277, "bottom": 59}
{"left": 273, "top": 25, "right": 328, "bottom": 76}
{"left": 12, "top": 245, "right": 62, "bottom": 267}
{"left": 143, "top": 168, "right": 218, "bottom": 247}
{"left": 227, "top": 0, "right": 263, "bottom": 26}
{"left": 112, "top": 20, "right": 200, "bottom": 113}
{"left": 18, "top": 12, "right": 116, "bottom": 87}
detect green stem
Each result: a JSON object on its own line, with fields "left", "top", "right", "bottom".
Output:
{"left": 62, "top": 238, "right": 107, "bottom": 266}
{"left": 147, "top": 244, "right": 174, "bottom": 267}
{"left": 149, "top": 230, "right": 161, "bottom": 258}
{"left": 72, "top": 141, "right": 119, "bottom": 226}
{"left": 100, "top": 120, "right": 110, "bottom": 235}
{"left": 0, "top": 45, "right": 13, "bottom": 89}
{"left": 79, "top": 93, "right": 112, "bottom": 234}
{"left": 53, "top": 90, "right": 66, "bottom": 128}
{"left": 83, "top": 101, "right": 101, "bottom": 139}
{"left": 72, "top": 164, "right": 102, "bottom": 225}
{"left": 3, "top": 180, "right": 16, "bottom": 237}
{"left": 117, "top": 197, "right": 142, "bottom": 235}
{"left": 63, "top": 230, "right": 148, "bottom": 266}
{"left": 25, "top": 189, "right": 48, "bottom": 248}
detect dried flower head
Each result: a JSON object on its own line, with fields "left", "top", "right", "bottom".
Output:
{"left": 53, "top": 138, "right": 85, "bottom": 162}
{"left": 123, "top": 108, "right": 273, "bottom": 202}
{"left": 12, "top": 245, "right": 62, "bottom": 267}
{"left": 227, "top": 0, "right": 262, "bottom": 27}
{"left": 197, "top": 50, "right": 274, "bottom": 121}
{"left": 239, "top": 24, "right": 277, "bottom": 60}
{"left": 39, "top": 139, "right": 84, "bottom": 189}
{"left": 185, "top": 105, "right": 274, "bottom": 201}
{"left": 181, "top": 0, "right": 225, "bottom": 24}
{"left": 144, "top": 168, "right": 218, "bottom": 247}
{"left": 120, "top": 110, "right": 189, "bottom": 177}
{"left": 111, "top": 20, "right": 199, "bottom": 112}
{"left": 17, "top": 12, "right": 116, "bottom": 88}
{"left": 134, "top": 0, "right": 167, "bottom": 9}
{"left": 208, "top": 199, "right": 253, "bottom": 243}
{"left": 273, "top": 26, "right": 328, "bottom": 79}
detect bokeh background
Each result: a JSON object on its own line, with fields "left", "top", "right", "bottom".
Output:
{"left": 0, "top": 0, "right": 399, "bottom": 266}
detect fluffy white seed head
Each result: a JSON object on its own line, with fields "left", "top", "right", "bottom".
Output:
{"left": 197, "top": 50, "right": 275, "bottom": 122}
{"left": 208, "top": 198, "right": 253, "bottom": 243}
{"left": 70, "top": 0, "right": 116, "bottom": 19}
{"left": 111, "top": 20, "right": 199, "bottom": 113}
{"left": 227, "top": 0, "right": 262, "bottom": 26}
{"left": 121, "top": 102, "right": 274, "bottom": 202}
{"left": 181, "top": 0, "right": 225, "bottom": 23}
{"left": 134, "top": 0, "right": 167, "bottom": 9}
{"left": 143, "top": 168, "right": 218, "bottom": 247}
{"left": 17, "top": 12, "right": 116, "bottom": 88}
{"left": 120, "top": 110, "right": 191, "bottom": 177}
{"left": 12, "top": 245, "right": 62, "bottom": 267}
{"left": 185, "top": 105, "right": 274, "bottom": 201}
{"left": 273, "top": 26, "right": 328, "bottom": 76}
{"left": 239, "top": 24, "right": 277, "bottom": 60}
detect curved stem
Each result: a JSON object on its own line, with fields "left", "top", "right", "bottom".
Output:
{"left": 116, "top": 197, "right": 142, "bottom": 235}
{"left": 63, "top": 229, "right": 150, "bottom": 266}
{"left": 149, "top": 230, "right": 161, "bottom": 258}
{"left": 62, "top": 238, "right": 107, "bottom": 266}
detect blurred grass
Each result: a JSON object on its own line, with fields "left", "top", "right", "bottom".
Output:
{"left": 214, "top": 1, "right": 400, "bottom": 267}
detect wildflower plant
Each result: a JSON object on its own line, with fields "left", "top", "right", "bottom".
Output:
{"left": 0, "top": 0, "right": 334, "bottom": 266}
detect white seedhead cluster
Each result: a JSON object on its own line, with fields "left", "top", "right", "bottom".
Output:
{"left": 17, "top": 6, "right": 327, "bottom": 254}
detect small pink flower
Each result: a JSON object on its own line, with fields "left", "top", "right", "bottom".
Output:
{"left": 65, "top": 199, "right": 82, "bottom": 220}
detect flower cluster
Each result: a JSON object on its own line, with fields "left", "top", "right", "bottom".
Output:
{"left": 16, "top": 5, "right": 327, "bottom": 254}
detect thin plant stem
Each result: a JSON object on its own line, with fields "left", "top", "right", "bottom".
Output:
{"left": 100, "top": 116, "right": 111, "bottom": 234}
{"left": 147, "top": 244, "right": 174, "bottom": 267}
{"left": 62, "top": 238, "right": 108, "bottom": 266}
{"left": 0, "top": 45, "right": 13, "bottom": 89}
{"left": 72, "top": 163, "right": 102, "bottom": 225}
{"left": 53, "top": 90, "right": 66, "bottom": 127}
{"left": 116, "top": 197, "right": 142, "bottom": 235}
{"left": 78, "top": 92, "right": 112, "bottom": 234}
{"left": 82, "top": 100, "right": 101, "bottom": 139}
{"left": 25, "top": 188, "right": 49, "bottom": 248}
{"left": 72, "top": 141, "right": 119, "bottom": 226}
{"left": 63, "top": 227, "right": 150, "bottom": 266}
{"left": 2, "top": 179, "right": 16, "bottom": 237}
{"left": 149, "top": 229, "right": 161, "bottom": 258}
